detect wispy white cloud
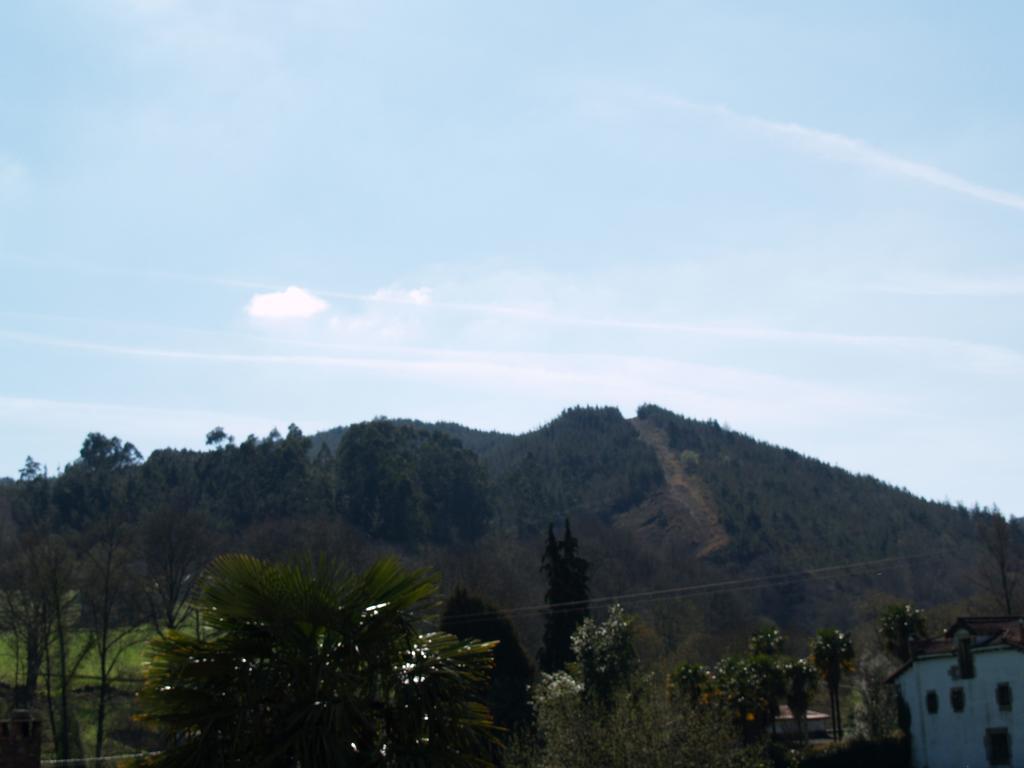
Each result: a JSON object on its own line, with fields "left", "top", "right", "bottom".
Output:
{"left": 657, "top": 96, "right": 1024, "bottom": 214}
{"left": 216, "top": 274, "right": 1024, "bottom": 354}
{"left": 0, "top": 330, "right": 586, "bottom": 388}
{"left": 246, "top": 286, "right": 328, "bottom": 319}
{"left": 59, "top": 268, "right": 1022, "bottom": 382}
{"left": 320, "top": 287, "right": 433, "bottom": 342}
{"left": 0, "top": 331, "right": 894, "bottom": 427}
{"left": 369, "top": 286, "right": 432, "bottom": 306}
{"left": 12, "top": 301, "right": 1022, "bottom": 377}
{"left": 70, "top": 268, "right": 1024, "bottom": 369}
{"left": 311, "top": 293, "right": 1024, "bottom": 374}
{"left": 25, "top": 309, "right": 1024, "bottom": 381}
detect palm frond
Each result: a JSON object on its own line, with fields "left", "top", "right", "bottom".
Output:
{"left": 138, "top": 554, "right": 498, "bottom": 768}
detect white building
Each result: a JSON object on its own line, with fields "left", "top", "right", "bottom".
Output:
{"left": 890, "top": 617, "right": 1024, "bottom": 768}
{"left": 773, "top": 704, "right": 831, "bottom": 740}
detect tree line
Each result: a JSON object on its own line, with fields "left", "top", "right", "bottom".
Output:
{"left": 2, "top": 406, "right": 1022, "bottom": 763}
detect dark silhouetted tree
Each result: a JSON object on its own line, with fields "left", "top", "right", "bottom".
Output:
{"left": 811, "top": 629, "right": 855, "bottom": 741}
{"left": 539, "top": 519, "right": 589, "bottom": 672}
{"left": 441, "top": 587, "right": 534, "bottom": 730}
{"left": 205, "top": 427, "right": 231, "bottom": 447}
{"left": 784, "top": 658, "right": 818, "bottom": 743}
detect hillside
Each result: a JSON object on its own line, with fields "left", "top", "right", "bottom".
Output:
{"left": 314, "top": 406, "right": 988, "bottom": 645}
{"left": 628, "top": 405, "right": 977, "bottom": 566}
{"left": 619, "top": 415, "right": 729, "bottom": 558}
{"left": 0, "top": 404, "right": 1002, "bottom": 663}
{"left": 309, "top": 405, "right": 975, "bottom": 572}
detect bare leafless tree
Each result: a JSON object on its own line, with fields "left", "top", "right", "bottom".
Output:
{"left": 81, "top": 514, "right": 143, "bottom": 758}
{"left": 0, "top": 459, "right": 53, "bottom": 706}
{"left": 976, "top": 509, "right": 1022, "bottom": 615}
{"left": 35, "top": 535, "right": 92, "bottom": 762}
{"left": 0, "top": 543, "right": 51, "bottom": 707}
{"left": 141, "top": 495, "right": 210, "bottom": 635}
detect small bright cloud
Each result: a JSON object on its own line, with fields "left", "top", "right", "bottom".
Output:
{"left": 246, "top": 286, "right": 328, "bottom": 319}
{"left": 371, "top": 287, "right": 432, "bottom": 306}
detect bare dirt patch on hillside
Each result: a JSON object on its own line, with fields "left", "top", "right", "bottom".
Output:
{"left": 618, "top": 418, "right": 729, "bottom": 557}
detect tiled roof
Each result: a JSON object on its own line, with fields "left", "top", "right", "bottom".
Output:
{"left": 887, "top": 616, "right": 1024, "bottom": 683}
{"left": 776, "top": 705, "right": 830, "bottom": 721}
{"left": 946, "top": 616, "right": 1024, "bottom": 647}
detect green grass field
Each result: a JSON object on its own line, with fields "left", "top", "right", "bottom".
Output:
{"left": 0, "top": 628, "right": 157, "bottom": 759}
{"left": 0, "top": 628, "right": 153, "bottom": 686}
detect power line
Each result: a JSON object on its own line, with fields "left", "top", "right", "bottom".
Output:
{"left": 3, "top": 550, "right": 948, "bottom": 679}
{"left": 442, "top": 548, "right": 949, "bottom": 626}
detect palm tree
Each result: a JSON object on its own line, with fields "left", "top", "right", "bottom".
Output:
{"left": 748, "top": 626, "right": 784, "bottom": 656}
{"left": 878, "top": 604, "right": 926, "bottom": 664}
{"left": 784, "top": 658, "right": 819, "bottom": 743}
{"left": 137, "top": 554, "right": 499, "bottom": 767}
{"left": 810, "top": 629, "right": 855, "bottom": 741}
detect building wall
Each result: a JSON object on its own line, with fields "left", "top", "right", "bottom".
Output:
{"left": 0, "top": 712, "right": 42, "bottom": 768}
{"left": 897, "top": 647, "right": 1024, "bottom": 768}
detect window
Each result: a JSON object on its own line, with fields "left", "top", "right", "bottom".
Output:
{"left": 997, "top": 683, "right": 1013, "bottom": 711}
{"left": 951, "top": 687, "right": 965, "bottom": 712}
{"left": 986, "top": 728, "right": 1010, "bottom": 765}
{"left": 926, "top": 690, "right": 939, "bottom": 714}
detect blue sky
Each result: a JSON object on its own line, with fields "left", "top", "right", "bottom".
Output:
{"left": 2, "top": 1, "right": 1023, "bottom": 514}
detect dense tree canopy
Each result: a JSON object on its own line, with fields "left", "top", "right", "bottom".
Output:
{"left": 335, "top": 420, "right": 493, "bottom": 543}
{"left": 0, "top": 405, "right": 1014, "bottom": 763}
{"left": 635, "top": 404, "right": 978, "bottom": 572}
{"left": 138, "top": 555, "right": 498, "bottom": 768}
{"left": 0, "top": 407, "right": 1003, "bottom": 685}
{"left": 441, "top": 587, "right": 534, "bottom": 730}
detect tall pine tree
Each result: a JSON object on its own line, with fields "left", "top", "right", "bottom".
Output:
{"left": 539, "top": 518, "right": 590, "bottom": 671}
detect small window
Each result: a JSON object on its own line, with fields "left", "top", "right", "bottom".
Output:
{"left": 987, "top": 728, "right": 1011, "bottom": 765}
{"left": 997, "top": 683, "right": 1013, "bottom": 711}
{"left": 951, "top": 687, "right": 965, "bottom": 712}
{"left": 926, "top": 690, "right": 939, "bottom": 714}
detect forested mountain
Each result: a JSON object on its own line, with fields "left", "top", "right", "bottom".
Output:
{"left": 631, "top": 405, "right": 977, "bottom": 567}
{"left": 0, "top": 404, "right": 1007, "bottom": 664}
{"left": 310, "top": 408, "right": 663, "bottom": 536}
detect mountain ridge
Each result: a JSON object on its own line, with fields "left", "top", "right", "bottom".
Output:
{"left": 308, "top": 403, "right": 978, "bottom": 570}
{"left": 1, "top": 403, "right": 1001, "bottom": 659}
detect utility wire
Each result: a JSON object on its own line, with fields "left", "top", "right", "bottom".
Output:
{"left": 7, "top": 550, "right": 948, "bottom": 682}
{"left": 442, "top": 548, "right": 949, "bottom": 626}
